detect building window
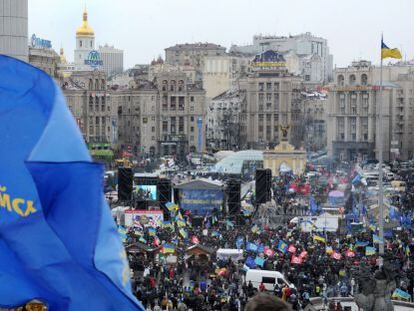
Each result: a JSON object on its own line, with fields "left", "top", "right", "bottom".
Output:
{"left": 79, "top": 40, "right": 82, "bottom": 47}
{"left": 170, "top": 97, "right": 176, "bottom": 110}
{"left": 266, "top": 83, "right": 272, "bottom": 91}
{"left": 178, "top": 97, "right": 185, "bottom": 110}
{"left": 162, "top": 96, "right": 168, "bottom": 111}
{"left": 258, "top": 93, "right": 264, "bottom": 104}
{"left": 338, "top": 75, "right": 344, "bottom": 86}
{"left": 190, "top": 126, "right": 194, "bottom": 132}
{"left": 170, "top": 117, "right": 176, "bottom": 133}
{"left": 361, "top": 74, "right": 368, "bottom": 86}
{"left": 162, "top": 80, "right": 168, "bottom": 91}
{"left": 151, "top": 126, "right": 155, "bottom": 133}
{"left": 179, "top": 117, "right": 184, "bottom": 133}
{"left": 349, "top": 74, "right": 356, "bottom": 86}
{"left": 266, "top": 93, "right": 272, "bottom": 102}
{"left": 190, "top": 96, "right": 194, "bottom": 102}
{"left": 258, "top": 83, "right": 264, "bottom": 91}
{"left": 274, "top": 82, "right": 280, "bottom": 91}
{"left": 162, "top": 121, "right": 168, "bottom": 132}
{"left": 339, "top": 94, "right": 345, "bottom": 114}
{"left": 190, "top": 116, "right": 194, "bottom": 122}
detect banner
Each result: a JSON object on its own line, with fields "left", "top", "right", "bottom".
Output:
{"left": 180, "top": 189, "right": 224, "bottom": 215}
{"left": 124, "top": 210, "right": 163, "bottom": 227}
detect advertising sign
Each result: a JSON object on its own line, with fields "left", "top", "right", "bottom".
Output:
{"left": 180, "top": 189, "right": 223, "bottom": 215}
{"left": 298, "top": 214, "right": 339, "bottom": 232}
{"left": 84, "top": 50, "right": 103, "bottom": 67}
{"left": 31, "top": 34, "right": 52, "bottom": 49}
{"left": 124, "top": 210, "right": 164, "bottom": 227}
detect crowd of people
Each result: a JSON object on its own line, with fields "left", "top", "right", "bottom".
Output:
{"left": 115, "top": 162, "right": 414, "bottom": 310}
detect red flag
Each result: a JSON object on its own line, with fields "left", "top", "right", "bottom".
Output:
{"left": 191, "top": 236, "right": 200, "bottom": 244}
{"left": 345, "top": 250, "right": 355, "bottom": 258}
{"left": 288, "top": 244, "right": 297, "bottom": 254}
{"left": 291, "top": 256, "right": 303, "bottom": 264}
{"left": 331, "top": 251, "right": 342, "bottom": 260}
{"left": 299, "top": 251, "right": 308, "bottom": 259}
{"left": 153, "top": 237, "right": 160, "bottom": 247}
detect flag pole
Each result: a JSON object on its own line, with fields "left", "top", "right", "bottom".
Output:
{"left": 378, "top": 33, "right": 385, "bottom": 258}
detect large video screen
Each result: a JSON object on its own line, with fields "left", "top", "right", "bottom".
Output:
{"left": 136, "top": 185, "right": 157, "bottom": 201}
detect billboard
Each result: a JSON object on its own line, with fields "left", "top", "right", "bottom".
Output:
{"left": 124, "top": 210, "right": 163, "bottom": 227}
{"left": 179, "top": 189, "right": 224, "bottom": 215}
{"left": 298, "top": 215, "right": 339, "bottom": 232}
{"left": 135, "top": 185, "right": 157, "bottom": 201}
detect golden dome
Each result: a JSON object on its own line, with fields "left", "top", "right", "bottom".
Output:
{"left": 76, "top": 9, "right": 94, "bottom": 37}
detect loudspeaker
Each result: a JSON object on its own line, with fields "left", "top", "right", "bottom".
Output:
{"left": 255, "top": 169, "right": 267, "bottom": 204}
{"left": 118, "top": 167, "right": 133, "bottom": 201}
{"left": 158, "top": 178, "right": 172, "bottom": 220}
{"left": 227, "top": 179, "right": 241, "bottom": 215}
{"left": 265, "top": 169, "right": 272, "bottom": 201}
{"left": 158, "top": 178, "right": 172, "bottom": 204}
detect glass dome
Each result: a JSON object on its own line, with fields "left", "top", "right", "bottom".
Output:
{"left": 213, "top": 150, "right": 263, "bottom": 174}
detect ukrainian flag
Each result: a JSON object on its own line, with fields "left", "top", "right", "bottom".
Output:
{"left": 366, "top": 246, "right": 376, "bottom": 256}
{"left": 162, "top": 243, "right": 175, "bottom": 254}
{"left": 381, "top": 40, "right": 402, "bottom": 60}
{"left": 313, "top": 235, "right": 326, "bottom": 244}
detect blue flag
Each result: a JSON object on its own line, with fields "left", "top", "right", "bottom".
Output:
{"left": 310, "top": 196, "right": 319, "bottom": 216}
{"left": 236, "top": 236, "right": 244, "bottom": 249}
{"left": 0, "top": 56, "right": 143, "bottom": 310}
{"left": 246, "top": 242, "right": 258, "bottom": 252}
{"left": 245, "top": 256, "right": 257, "bottom": 269}
{"left": 352, "top": 174, "right": 361, "bottom": 185}
{"left": 255, "top": 256, "right": 265, "bottom": 267}
{"left": 278, "top": 240, "right": 288, "bottom": 253}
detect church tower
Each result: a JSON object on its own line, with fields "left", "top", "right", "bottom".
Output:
{"left": 74, "top": 9, "right": 95, "bottom": 69}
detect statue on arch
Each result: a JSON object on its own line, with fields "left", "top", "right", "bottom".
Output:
{"left": 279, "top": 125, "right": 290, "bottom": 140}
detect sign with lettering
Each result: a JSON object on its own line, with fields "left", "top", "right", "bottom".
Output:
{"left": 84, "top": 50, "right": 103, "bottom": 68}
{"left": 30, "top": 34, "right": 52, "bottom": 49}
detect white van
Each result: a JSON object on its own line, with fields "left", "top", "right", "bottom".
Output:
{"left": 245, "top": 269, "right": 294, "bottom": 291}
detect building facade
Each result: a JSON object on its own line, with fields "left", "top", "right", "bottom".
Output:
{"left": 165, "top": 43, "right": 226, "bottom": 77}
{"left": 29, "top": 45, "right": 60, "bottom": 77}
{"left": 242, "top": 50, "right": 303, "bottom": 150}
{"left": 327, "top": 60, "right": 414, "bottom": 162}
{"left": 62, "top": 70, "right": 115, "bottom": 145}
{"left": 230, "top": 33, "right": 333, "bottom": 85}
{"left": 202, "top": 54, "right": 250, "bottom": 100}
{"left": 302, "top": 92, "right": 328, "bottom": 152}
{"left": 207, "top": 88, "right": 245, "bottom": 150}
{"left": 114, "top": 69, "right": 207, "bottom": 159}
{"left": 327, "top": 61, "right": 389, "bottom": 162}
{"left": 0, "top": 0, "right": 28, "bottom": 61}
{"left": 99, "top": 44, "right": 124, "bottom": 77}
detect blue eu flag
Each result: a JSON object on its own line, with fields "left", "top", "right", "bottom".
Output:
{"left": 0, "top": 56, "right": 144, "bottom": 310}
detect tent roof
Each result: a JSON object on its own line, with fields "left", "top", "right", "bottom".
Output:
{"left": 175, "top": 178, "right": 223, "bottom": 190}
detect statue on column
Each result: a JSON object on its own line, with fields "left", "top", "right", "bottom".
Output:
{"left": 355, "top": 258, "right": 397, "bottom": 311}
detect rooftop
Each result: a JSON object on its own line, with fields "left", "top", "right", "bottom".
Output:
{"left": 213, "top": 150, "right": 263, "bottom": 174}
{"left": 165, "top": 42, "right": 226, "bottom": 51}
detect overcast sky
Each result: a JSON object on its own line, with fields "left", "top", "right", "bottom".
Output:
{"left": 29, "top": 0, "right": 412, "bottom": 69}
